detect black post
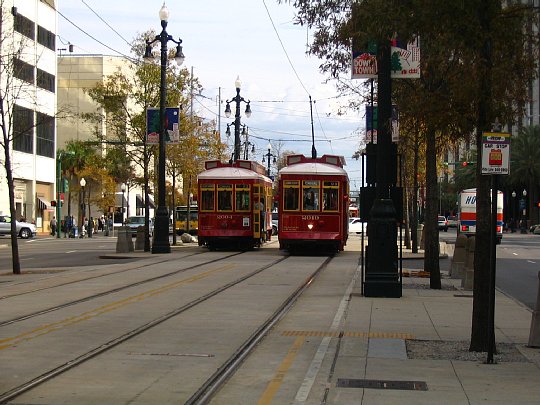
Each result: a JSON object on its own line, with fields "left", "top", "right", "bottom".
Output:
{"left": 364, "top": 41, "right": 400, "bottom": 298}
{"left": 152, "top": 18, "right": 171, "bottom": 253}
{"left": 487, "top": 175, "right": 498, "bottom": 363}
{"left": 225, "top": 79, "right": 250, "bottom": 162}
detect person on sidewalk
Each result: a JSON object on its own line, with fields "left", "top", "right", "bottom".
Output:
{"left": 88, "top": 216, "right": 94, "bottom": 238}
{"left": 50, "top": 216, "right": 57, "bottom": 236}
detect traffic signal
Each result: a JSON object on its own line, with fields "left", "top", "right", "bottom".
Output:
{"left": 51, "top": 200, "right": 57, "bottom": 207}
{"left": 462, "top": 161, "right": 469, "bottom": 167}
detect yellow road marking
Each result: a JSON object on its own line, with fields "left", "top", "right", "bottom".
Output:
{"left": 281, "top": 331, "right": 414, "bottom": 339}
{"left": 258, "top": 336, "right": 305, "bottom": 405}
{"left": 0, "top": 264, "right": 235, "bottom": 350}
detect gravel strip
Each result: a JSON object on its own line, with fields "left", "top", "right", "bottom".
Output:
{"left": 406, "top": 340, "right": 529, "bottom": 362}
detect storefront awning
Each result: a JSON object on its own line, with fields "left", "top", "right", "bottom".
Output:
{"left": 37, "top": 197, "right": 51, "bottom": 210}
{"left": 115, "top": 194, "right": 128, "bottom": 208}
{"left": 136, "top": 195, "right": 155, "bottom": 209}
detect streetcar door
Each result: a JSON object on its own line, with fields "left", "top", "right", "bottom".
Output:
{"left": 253, "top": 184, "right": 261, "bottom": 239}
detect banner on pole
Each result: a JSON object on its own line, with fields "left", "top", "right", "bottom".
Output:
{"left": 146, "top": 107, "right": 180, "bottom": 144}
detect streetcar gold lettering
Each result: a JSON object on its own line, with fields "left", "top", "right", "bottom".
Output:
{"left": 302, "top": 215, "right": 319, "bottom": 220}
{"left": 216, "top": 215, "right": 233, "bottom": 219}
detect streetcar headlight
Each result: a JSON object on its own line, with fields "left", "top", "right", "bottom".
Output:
{"left": 307, "top": 223, "right": 314, "bottom": 230}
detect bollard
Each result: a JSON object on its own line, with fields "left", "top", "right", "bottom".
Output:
{"left": 418, "top": 224, "right": 424, "bottom": 249}
{"left": 135, "top": 226, "right": 145, "bottom": 250}
{"left": 450, "top": 234, "right": 468, "bottom": 279}
{"left": 116, "top": 226, "right": 133, "bottom": 253}
{"left": 461, "top": 236, "right": 475, "bottom": 290}
{"left": 528, "top": 271, "right": 540, "bottom": 347}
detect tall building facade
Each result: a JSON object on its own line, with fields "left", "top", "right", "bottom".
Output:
{"left": 0, "top": 0, "right": 57, "bottom": 233}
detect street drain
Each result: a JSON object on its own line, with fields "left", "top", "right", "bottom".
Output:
{"left": 336, "top": 378, "right": 428, "bottom": 391}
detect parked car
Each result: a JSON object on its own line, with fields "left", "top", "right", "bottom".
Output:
{"left": 125, "top": 216, "right": 154, "bottom": 237}
{"left": 349, "top": 217, "right": 367, "bottom": 234}
{"left": 438, "top": 215, "right": 448, "bottom": 232}
{"left": 271, "top": 211, "right": 278, "bottom": 236}
{"left": 447, "top": 215, "right": 458, "bottom": 228}
{"left": 0, "top": 215, "right": 37, "bottom": 239}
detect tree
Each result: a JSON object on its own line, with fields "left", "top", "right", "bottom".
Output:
{"left": 509, "top": 125, "right": 540, "bottom": 224}
{"left": 281, "top": 0, "right": 539, "bottom": 351}
{"left": 0, "top": 4, "right": 68, "bottom": 274}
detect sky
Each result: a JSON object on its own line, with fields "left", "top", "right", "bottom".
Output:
{"left": 57, "top": 0, "right": 366, "bottom": 189}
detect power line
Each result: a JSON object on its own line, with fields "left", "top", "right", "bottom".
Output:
{"left": 57, "top": 9, "right": 136, "bottom": 62}
{"left": 80, "top": 0, "right": 133, "bottom": 48}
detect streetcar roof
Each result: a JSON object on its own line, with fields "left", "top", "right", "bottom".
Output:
{"left": 278, "top": 162, "right": 348, "bottom": 177}
{"left": 198, "top": 166, "right": 271, "bottom": 182}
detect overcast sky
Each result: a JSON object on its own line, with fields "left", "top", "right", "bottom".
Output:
{"left": 57, "top": 0, "right": 365, "bottom": 188}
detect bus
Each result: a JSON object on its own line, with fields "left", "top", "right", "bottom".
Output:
{"left": 175, "top": 205, "right": 198, "bottom": 235}
{"left": 458, "top": 188, "right": 503, "bottom": 244}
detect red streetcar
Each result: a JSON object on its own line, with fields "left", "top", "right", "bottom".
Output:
{"left": 197, "top": 159, "right": 273, "bottom": 250}
{"left": 277, "top": 154, "right": 349, "bottom": 253}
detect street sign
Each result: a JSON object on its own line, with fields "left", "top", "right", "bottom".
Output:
{"left": 481, "top": 132, "right": 510, "bottom": 175}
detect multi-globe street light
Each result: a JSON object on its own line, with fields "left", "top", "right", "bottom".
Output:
{"left": 144, "top": 3, "right": 185, "bottom": 254}
{"left": 79, "top": 177, "right": 86, "bottom": 237}
{"left": 262, "top": 142, "right": 277, "bottom": 177}
{"left": 225, "top": 77, "right": 251, "bottom": 161}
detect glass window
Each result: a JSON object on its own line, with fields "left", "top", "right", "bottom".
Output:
{"left": 37, "top": 25, "right": 55, "bottom": 51}
{"left": 14, "top": 13, "right": 35, "bottom": 40}
{"left": 217, "top": 184, "right": 233, "bottom": 211}
{"left": 200, "top": 184, "right": 215, "bottom": 211}
{"left": 13, "top": 104, "right": 34, "bottom": 154}
{"left": 36, "top": 112, "right": 54, "bottom": 158}
{"left": 235, "top": 185, "right": 250, "bottom": 211}
{"left": 303, "top": 180, "right": 320, "bottom": 211}
{"left": 13, "top": 58, "right": 34, "bottom": 84}
{"left": 37, "top": 68, "right": 55, "bottom": 93}
{"left": 323, "top": 181, "right": 339, "bottom": 212}
{"left": 283, "top": 181, "right": 299, "bottom": 211}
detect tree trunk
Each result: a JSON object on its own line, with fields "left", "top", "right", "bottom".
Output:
{"left": 425, "top": 128, "right": 441, "bottom": 289}
{"left": 411, "top": 132, "right": 419, "bottom": 253}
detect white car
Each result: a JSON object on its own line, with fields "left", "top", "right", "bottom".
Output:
{"left": 125, "top": 216, "right": 154, "bottom": 237}
{"left": 349, "top": 217, "right": 367, "bottom": 234}
{"left": 0, "top": 215, "right": 37, "bottom": 239}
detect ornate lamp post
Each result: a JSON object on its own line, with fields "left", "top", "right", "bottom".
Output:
{"left": 225, "top": 76, "right": 251, "bottom": 161}
{"left": 144, "top": 3, "right": 185, "bottom": 254}
{"left": 511, "top": 191, "right": 516, "bottom": 232}
{"left": 521, "top": 189, "right": 528, "bottom": 233}
{"left": 262, "top": 142, "right": 277, "bottom": 177}
{"left": 79, "top": 177, "right": 86, "bottom": 237}
{"left": 121, "top": 183, "right": 126, "bottom": 225}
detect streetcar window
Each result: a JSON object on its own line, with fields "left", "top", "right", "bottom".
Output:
{"left": 217, "top": 184, "right": 233, "bottom": 211}
{"left": 303, "top": 180, "right": 320, "bottom": 211}
{"left": 283, "top": 181, "right": 299, "bottom": 211}
{"left": 235, "top": 185, "right": 250, "bottom": 211}
{"left": 323, "top": 181, "right": 339, "bottom": 211}
{"left": 200, "top": 184, "right": 215, "bottom": 211}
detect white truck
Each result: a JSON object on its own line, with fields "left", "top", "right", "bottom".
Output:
{"left": 458, "top": 188, "right": 503, "bottom": 244}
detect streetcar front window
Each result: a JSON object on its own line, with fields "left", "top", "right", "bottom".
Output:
{"left": 235, "top": 185, "right": 250, "bottom": 211}
{"left": 303, "top": 180, "right": 320, "bottom": 211}
{"left": 217, "top": 184, "right": 233, "bottom": 211}
{"left": 283, "top": 181, "right": 299, "bottom": 211}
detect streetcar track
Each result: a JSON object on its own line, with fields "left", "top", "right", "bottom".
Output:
{"left": 0, "top": 251, "right": 243, "bottom": 327}
{"left": 0, "top": 254, "right": 292, "bottom": 404}
{"left": 185, "top": 255, "right": 334, "bottom": 405}
{"left": 0, "top": 251, "right": 206, "bottom": 299}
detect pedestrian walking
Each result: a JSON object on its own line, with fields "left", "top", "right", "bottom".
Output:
{"left": 88, "top": 216, "right": 94, "bottom": 238}
{"left": 50, "top": 216, "right": 57, "bottom": 236}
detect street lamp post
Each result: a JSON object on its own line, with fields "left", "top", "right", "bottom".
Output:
{"left": 521, "top": 189, "right": 528, "bottom": 233}
{"left": 79, "top": 177, "right": 86, "bottom": 238}
{"left": 121, "top": 183, "right": 126, "bottom": 225}
{"left": 225, "top": 76, "right": 251, "bottom": 161}
{"left": 262, "top": 142, "right": 277, "bottom": 177}
{"left": 144, "top": 3, "right": 185, "bottom": 254}
{"left": 511, "top": 191, "right": 516, "bottom": 232}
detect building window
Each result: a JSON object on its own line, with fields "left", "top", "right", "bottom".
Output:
{"left": 37, "top": 68, "right": 55, "bottom": 92}
{"left": 13, "top": 58, "right": 35, "bottom": 84}
{"left": 36, "top": 112, "right": 54, "bottom": 158}
{"left": 13, "top": 105, "right": 34, "bottom": 154}
{"left": 14, "top": 13, "right": 35, "bottom": 40}
{"left": 37, "top": 26, "right": 55, "bottom": 51}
